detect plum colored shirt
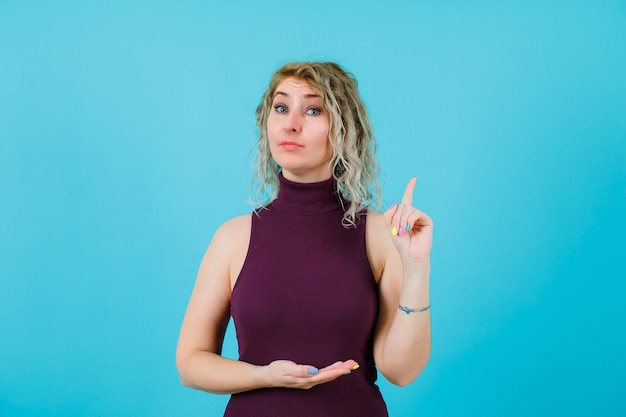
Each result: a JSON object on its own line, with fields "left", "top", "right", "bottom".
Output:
{"left": 225, "top": 173, "right": 388, "bottom": 417}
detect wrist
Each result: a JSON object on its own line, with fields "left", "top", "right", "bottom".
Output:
{"left": 254, "top": 363, "right": 275, "bottom": 389}
{"left": 401, "top": 261, "right": 430, "bottom": 297}
{"left": 402, "top": 259, "right": 431, "bottom": 276}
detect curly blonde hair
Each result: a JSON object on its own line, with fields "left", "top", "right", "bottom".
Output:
{"left": 251, "top": 61, "right": 382, "bottom": 227}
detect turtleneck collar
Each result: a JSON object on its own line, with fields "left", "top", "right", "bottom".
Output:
{"left": 271, "top": 172, "right": 342, "bottom": 215}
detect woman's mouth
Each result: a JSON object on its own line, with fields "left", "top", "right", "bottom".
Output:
{"left": 279, "top": 141, "right": 304, "bottom": 150}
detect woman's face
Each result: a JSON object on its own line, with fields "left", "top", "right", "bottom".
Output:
{"left": 267, "top": 77, "right": 332, "bottom": 183}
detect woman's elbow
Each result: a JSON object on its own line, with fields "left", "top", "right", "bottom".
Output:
{"left": 176, "top": 353, "right": 195, "bottom": 388}
{"left": 382, "top": 355, "right": 430, "bottom": 387}
{"left": 177, "top": 368, "right": 193, "bottom": 388}
{"left": 388, "top": 373, "right": 419, "bottom": 387}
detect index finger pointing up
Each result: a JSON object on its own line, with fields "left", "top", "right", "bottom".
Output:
{"left": 401, "top": 177, "right": 417, "bottom": 206}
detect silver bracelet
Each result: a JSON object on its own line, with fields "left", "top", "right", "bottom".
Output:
{"left": 398, "top": 303, "right": 430, "bottom": 314}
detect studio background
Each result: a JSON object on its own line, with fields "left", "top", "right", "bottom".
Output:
{"left": 1, "top": 1, "right": 624, "bottom": 416}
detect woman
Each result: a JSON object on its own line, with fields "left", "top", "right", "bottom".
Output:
{"left": 176, "top": 62, "right": 433, "bottom": 416}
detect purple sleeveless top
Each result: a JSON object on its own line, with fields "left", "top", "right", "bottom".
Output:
{"left": 225, "top": 173, "right": 388, "bottom": 417}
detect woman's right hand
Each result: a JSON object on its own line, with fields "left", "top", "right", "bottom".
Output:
{"left": 263, "top": 359, "right": 360, "bottom": 389}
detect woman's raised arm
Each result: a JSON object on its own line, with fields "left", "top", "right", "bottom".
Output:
{"left": 368, "top": 177, "right": 433, "bottom": 386}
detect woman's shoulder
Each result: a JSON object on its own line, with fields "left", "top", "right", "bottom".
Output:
{"left": 222, "top": 213, "right": 252, "bottom": 228}
{"left": 214, "top": 214, "right": 252, "bottom": 241}
{"left": 365, "top": 209, "right": 386, "bottom": 229}
{"left": 206, "top": 214, "right": 252, "bottom": 289}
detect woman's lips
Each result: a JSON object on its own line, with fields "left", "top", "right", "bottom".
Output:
{"left": 279, "top": 141, "right": 304, "bottom": 150}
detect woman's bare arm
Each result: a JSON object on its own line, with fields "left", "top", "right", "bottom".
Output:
{"left": 367, "top": 178, "right": 433, "bottom": 386}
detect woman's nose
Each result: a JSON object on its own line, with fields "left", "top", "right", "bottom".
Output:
{"left": 283, "top": 111, "right": 302, "bottom": 133}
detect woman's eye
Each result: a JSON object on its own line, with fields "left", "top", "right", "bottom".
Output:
{"left": 306, "top": 107, "right": 321, "bottom": 116}
{"left": 274, "top": 105, "right": 287, "bottom": 113}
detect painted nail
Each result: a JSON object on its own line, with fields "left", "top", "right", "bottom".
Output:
{"left": 308, "top": 367, "right": 319, "bottom": 376}
{"left": 343, "top": 370, "right": 351, "bottom": 375}
{"left": 399, "top": 226, "right": 405, "bottom": 236}
{"left": 391, "top": 227, "right": 398, "bottom": 236}
{"left": 351, "top": 364, "right": 360, "bottom": 371}
{"left": 406, "top": 224, "right": 411, "bottom": 232}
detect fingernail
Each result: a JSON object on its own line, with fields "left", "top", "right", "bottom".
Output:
{"left": 406, "top": 224, "right": 411, "bottom": 232}
{"left": 399, "top": 226, "right": 405, "bottom": 236}
{"left": 391, "top": 227, "right": 398, "bottom": 236}
{"left": 351, "top": 364, "right": 360, "bottom": 371}
{"left": 343, "top": 370, "right": 351, "bottom": 375}
{"left": 308, "top": 367, "right": 319, "bottom": 375}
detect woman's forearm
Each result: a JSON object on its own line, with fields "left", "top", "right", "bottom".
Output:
{"left": 380, "top": 261, "right": 432, "bottom": 386}
{"left": 177, "top": 351, "right": 268, "bottom": 395}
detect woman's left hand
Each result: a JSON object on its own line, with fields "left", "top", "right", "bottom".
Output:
{"left": 383, "top": 177, "right": 433, "bottom": 264}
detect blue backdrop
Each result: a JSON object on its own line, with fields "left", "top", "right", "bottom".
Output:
{"left": 1, "top": 1, "right": 625, "bottom": 416}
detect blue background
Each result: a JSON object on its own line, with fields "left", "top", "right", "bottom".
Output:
{"left": 1, "top": 1, "right": 625, "bottom": 416}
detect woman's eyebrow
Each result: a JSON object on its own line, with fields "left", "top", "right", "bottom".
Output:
{"left": 274, "top": 90, "right": 321, "bottom": 99}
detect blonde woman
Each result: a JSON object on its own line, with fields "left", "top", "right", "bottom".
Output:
{"left": 176, "top": 62, "right": 433, "bottom": 416}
